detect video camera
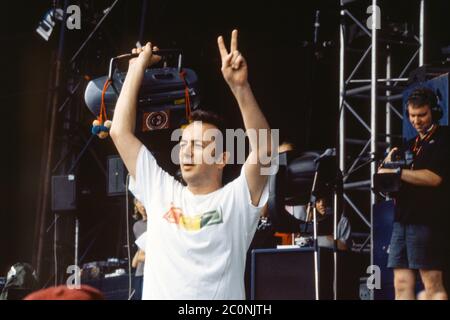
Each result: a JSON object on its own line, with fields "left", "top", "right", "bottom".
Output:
{"left": 374, "top": 149, "right": 414, "bottom": 193}
{"left": 380, "top": 149, "right": 414, "bottom": 169}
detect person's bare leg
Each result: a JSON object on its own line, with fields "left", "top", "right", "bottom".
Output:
{"left": 419, "top": 269, "right": 448, "bottom": 300}
{"left": 394, "top": 268, "right": 416, "bottom": 300}
{"left": 417, "top": 289, "right": 428, "bottom": 300}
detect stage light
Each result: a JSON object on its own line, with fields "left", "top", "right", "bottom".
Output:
{"left": 36, "top": 8, "right": 64, "bottom": 41}
{"left": 267, "top": 149, "right": 341, "bottom": 233}
{"left": 84, "top": 51, "right": 201, "bottom": 132}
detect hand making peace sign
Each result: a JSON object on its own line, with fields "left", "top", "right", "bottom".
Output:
{"left": 217, "top": 29, "right": 249, "bottom": 89}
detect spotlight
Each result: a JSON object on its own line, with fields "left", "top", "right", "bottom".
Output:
{"left": 267, "top": 149, "right": 341, "bottom": 233}
{"left": 36, "top": 8, "right": 64, "bottom": 41}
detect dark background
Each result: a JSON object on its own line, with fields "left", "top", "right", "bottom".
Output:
{"left": 1, "top": 0, "right": 449, "bottom": 281}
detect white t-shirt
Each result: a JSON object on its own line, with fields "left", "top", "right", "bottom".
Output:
{"left": 135, "top": 231, "right": 147, "bottom": 251}
{"left": 134, "top": 145, "right": 269, "bottom": 300}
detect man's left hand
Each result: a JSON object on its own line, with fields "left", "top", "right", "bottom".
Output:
{"left": 378, "top": 168, "right": 395, "bottom": 174}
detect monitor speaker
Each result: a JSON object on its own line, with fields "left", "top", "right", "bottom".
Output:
{"left": 51, "top": 175, "right": 77, "bottom": 211}
{"left": 250, "top": 248, "right": 334, "bottom": 300}
{"left": 107, "top": 156, "right": 127, "bottom": 196}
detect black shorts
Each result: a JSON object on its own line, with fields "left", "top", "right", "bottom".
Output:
{"left": 387, "top": 222, "right": 444, "bottom": 270}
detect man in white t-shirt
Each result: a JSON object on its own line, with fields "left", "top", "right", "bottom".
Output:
{"left": 110, "top": 30, "right": 273, "bottom": 299}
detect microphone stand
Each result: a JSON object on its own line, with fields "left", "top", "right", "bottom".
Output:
{"left": 332, "top": 170, "right": 343, "bottom": 300}
{"left": 306, "top": 169, "right": 320, "bottom": 300}
{"left": 307, "top": 150, "right": 342, "bottom": 300}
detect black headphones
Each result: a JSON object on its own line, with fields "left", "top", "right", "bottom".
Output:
{"left": 406, "top": 87, "right": 443, "bottom": 123}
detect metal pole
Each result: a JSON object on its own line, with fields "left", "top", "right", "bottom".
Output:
{"left": 69, "top": 0, "right": 121, "bottom": 64}
{"left": 370, "top": 0, "right": 378, "bottom": 300}
{"left": 419, "top": 0, "right": 425, "bottom": 66}
{"left": 339, "top": 3, "right": 346, "bottom": 173}
{"left": 74, "top": 217, "right": 79, "bottom": 268}
{"left": 67, "top": 134, "right": 95, "bottom": 174}
{"left": 313, "top": 206, "right": 320, "bottom": 300}
{"left": 333, "top": 192, "right": 338, "bottom": 300}
{"left": 337, "top": 3, "right": 345, "bottom": 299}
{"left": 138, "top": 0, "right": 148, "bottom": 44}
{"left": 386, "top": 46, "right": 392, "bottom": 147}
{"left": 308, "top": 168, "right": 320, "bottom": 300}
{"left": 35, "top": 0, "right": 69, "bottom": 281}
{"left": 53, "top": 214, "right": 58, "bottom": 286}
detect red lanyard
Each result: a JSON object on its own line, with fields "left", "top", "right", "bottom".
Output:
{"left": 412, "top": 124, "right": 438, "bottom": 158}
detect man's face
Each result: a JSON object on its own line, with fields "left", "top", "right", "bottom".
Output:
{"left": 178, "top": 121, "right": 226, "bottom": 186}
{"left": 408, "top": 104, "right": 433, "bottom": 135}
{"left": 315, "top": 198, "right": 327, "bottom": 216}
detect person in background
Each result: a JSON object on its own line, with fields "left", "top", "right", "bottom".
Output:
{"left": 270, "top": 142, "right": 352, "bottom": 249}
{"left": 378, "top": 87, "right": 449, "bottom": 300}
{"left": 131, "top": 198, "right": 147, "bottom": 299}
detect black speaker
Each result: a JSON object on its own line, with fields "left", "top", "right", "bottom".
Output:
{"left": 250, "top": 248, "right": 335, "bottom": 300}
{"left": 51, "top": 175, "right": 77, "bottom": 211}
{"left": 82, "top": 274, "right": 130, "bottom": 300}
{"left": 250, "top": 248, "right": 363, "bottom": 300}
{"left": 107, "top": 156, "right": 127, "bottom": 196}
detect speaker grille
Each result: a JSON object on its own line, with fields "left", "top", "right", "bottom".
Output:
{"left": 107, "top": 156, "right": 126, "bottom": 196}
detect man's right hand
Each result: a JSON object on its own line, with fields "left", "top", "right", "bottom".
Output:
{"left": 384, "top": 147, "right": 399, "bottom": 163}
{"left": 378, "top": 147, "right": 398, "bottom": 172}
{"left": 129, "top": 42, "right": 161, "bottom": 70}
{"left": 110, "top": 43, "right": 161, "bottom": 178}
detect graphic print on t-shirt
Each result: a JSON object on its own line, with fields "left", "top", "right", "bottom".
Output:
{"left": 163, "top": 203, "right": 223, "bottom": 231}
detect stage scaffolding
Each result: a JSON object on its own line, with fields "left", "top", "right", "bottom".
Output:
{"left": 338, "top": 0, "right": 426, "bottom": 299}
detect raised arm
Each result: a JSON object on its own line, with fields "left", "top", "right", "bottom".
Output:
{"left": 109, "top": 43, "right": 161, "bottom": 177}
{"left": 217, "top": 30, "right": 272, "bottom": 206}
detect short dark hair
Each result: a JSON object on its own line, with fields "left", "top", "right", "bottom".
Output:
{"left": 188, "top": 109, "right": 226, "bottom": 138}
{"left": 407, "top": 87, "right": 438, "bottom": 110}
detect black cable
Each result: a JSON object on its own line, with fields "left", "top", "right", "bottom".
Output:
{"left": 69, "top": 0, "right": 121, "bottom": 64}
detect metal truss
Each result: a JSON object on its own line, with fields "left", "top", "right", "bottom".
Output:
{"left": 338, "top": 0, "right": 426, "bottom": 298}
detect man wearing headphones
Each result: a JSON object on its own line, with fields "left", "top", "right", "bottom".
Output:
{"left": 379, "top": 87, "right": 449, "bottom": 300}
